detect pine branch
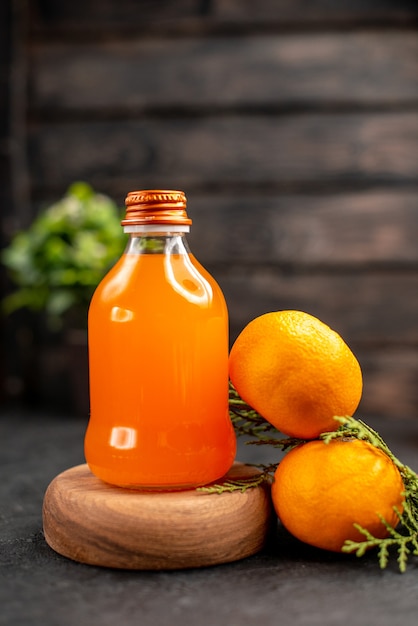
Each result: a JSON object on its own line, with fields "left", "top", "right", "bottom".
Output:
{"left": 197, "top": 473, "right": 270, "bottom": 494}
{"left": 229, "top": 384, "right": 305, "bottom": 451}
{"left": 320, "top": 416, "right": 418, "bottom": 571}
{"left": 226, "top": 382, "right": 418, "bottom": 572}
{"left": 229, "top": 384, "right": 278, "bottom": 438}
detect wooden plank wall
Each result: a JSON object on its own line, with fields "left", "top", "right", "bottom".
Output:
{"left": 0, "top": 0, "right": 13, "bottom": 406}
{"left": 6, "top": 0, "right": 418, "bottom": 417}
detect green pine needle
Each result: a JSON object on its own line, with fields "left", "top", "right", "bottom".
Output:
{"left": 224, "top": 382, "right": 418, "bottom": 572}
{"left": 198, "top": 474, "right": 270, "bottom": 495}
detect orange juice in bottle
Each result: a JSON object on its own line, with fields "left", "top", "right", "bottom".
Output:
{"left": 85, "top": 190, "right": 236, "bottom": 489}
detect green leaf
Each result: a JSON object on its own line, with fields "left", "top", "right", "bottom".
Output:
{"left": 1, "top": 182, "right": 126, "bottom": 326}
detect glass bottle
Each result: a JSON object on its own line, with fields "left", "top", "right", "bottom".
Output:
{"left": 84, "top": 190, "right": 236, "bottom": 489}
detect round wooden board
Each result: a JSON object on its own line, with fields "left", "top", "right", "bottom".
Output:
{"left": 43, "top": 462, "right": 273, "bottom": 570}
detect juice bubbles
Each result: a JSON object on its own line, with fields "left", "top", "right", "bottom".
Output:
{"left": 84, "top": 190, "right": 236, "bottom": 489}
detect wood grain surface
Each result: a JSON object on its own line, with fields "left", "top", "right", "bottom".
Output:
{"left": 30, "top": 33, "right": 418, "bottom": 111}
{"left": 43, "top": 463, "right": 273, "bottom": 570}
{"left": 28, "top": 0, "right": 418, "bottom": 31}
{"left": 29, "top": 113, "right": 418, "bottom": 192}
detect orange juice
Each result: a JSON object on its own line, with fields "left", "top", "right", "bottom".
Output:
{"left": 85, "top": 221, "right": 236, "bottom": 489}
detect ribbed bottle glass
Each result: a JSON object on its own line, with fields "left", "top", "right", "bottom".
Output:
{"left": 84, "top": 190, "right": 236, "bottom": 489}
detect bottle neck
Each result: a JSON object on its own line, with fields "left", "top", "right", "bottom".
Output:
{"left": 124, "top": 229, "right": 191, "bottom": 256}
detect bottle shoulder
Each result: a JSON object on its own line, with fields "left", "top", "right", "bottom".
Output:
{"left": 188, "top": 254, "right": 226, "bottom": 301}
{"left": 90, "top": 252, "right": 226, "bottom": 310}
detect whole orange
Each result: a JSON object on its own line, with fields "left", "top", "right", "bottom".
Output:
{"left": 228, "top": 310, "right": 362, "bottom": 439}
{"left": 272, "top": 438, "right": 405, "bottom": 552}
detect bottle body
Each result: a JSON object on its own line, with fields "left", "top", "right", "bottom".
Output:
{"left": 85, "top": 233, "right": 236, "bottom": 489}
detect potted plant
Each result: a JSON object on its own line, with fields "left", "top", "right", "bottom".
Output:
{"left": 2, "top": 182, "right": 127, "bottom": 413}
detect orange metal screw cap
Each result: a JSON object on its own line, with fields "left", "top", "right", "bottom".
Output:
{"left": 122, "top": 190, "right": 192, "bottom": 226}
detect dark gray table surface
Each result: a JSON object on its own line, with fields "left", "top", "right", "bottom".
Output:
{"left": 1, "top": 408, "right": 418, "bottom": 626}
